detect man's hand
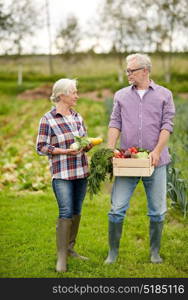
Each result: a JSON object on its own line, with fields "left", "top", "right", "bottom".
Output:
{"left": 149, "top": 129, "right": 170, "bottom": 166}
{"left": 149, "top": 150, "right": 160, "bottom": 167}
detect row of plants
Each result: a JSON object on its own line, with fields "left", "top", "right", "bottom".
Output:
{"left": 166, "top": 98, "right": 188, "bottom": 218}
{"left": 0, "top": 71, "right": 188, "bottom": 94}
{"left": 167, "top": 152, "right": 187, "bottom": 218}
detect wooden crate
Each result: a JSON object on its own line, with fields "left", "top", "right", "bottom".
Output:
{"left": 113, "top": 157, "right": 154, "bottom": 177}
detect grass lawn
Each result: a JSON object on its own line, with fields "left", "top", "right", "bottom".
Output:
{"left": 0, "top": 184, "right": 188, "bottom": 278}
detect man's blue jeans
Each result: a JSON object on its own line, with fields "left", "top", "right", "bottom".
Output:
{"left": 52, "top": 178, "right": 88, "bottom": 219}
{"left": 108, "top": 165, "right": 167, "bottom": 223}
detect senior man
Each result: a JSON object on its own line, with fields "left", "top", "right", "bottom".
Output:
{"left": 105, "top": 53, "right": 175, "bottom": 264}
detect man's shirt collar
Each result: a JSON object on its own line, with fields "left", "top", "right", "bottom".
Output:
{"left": 131, "top": 80, "right": 157, "bottom": 90}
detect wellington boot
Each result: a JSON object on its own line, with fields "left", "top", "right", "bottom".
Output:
{"left": 104, "top": 221, "right": 123, "bottom": 264}
{"left": 68, "top": 214, "right": 88, "bottom": 260}
{"left": 149, "top": 221, "right": 164, "bottom": 263}
{"left": 56, "top": 218, "right": 72, "bottom": 272}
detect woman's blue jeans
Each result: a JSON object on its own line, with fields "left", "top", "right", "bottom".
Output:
{"left": 52, "top": 178, "right": 88, "bottom": 219}
{"left": 108, "top": 165, "right": 167, "bottom": 223}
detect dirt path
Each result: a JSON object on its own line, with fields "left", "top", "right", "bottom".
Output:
{"left": 18, "top": 84, "right": 113, "bottom": 101}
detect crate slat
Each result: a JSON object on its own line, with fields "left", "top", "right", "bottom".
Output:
{"left": 113, "top": 166, "right": 154, "bottom": 177}
{"left": 113, "top": 158, "right": 150, "bottom": 167}
{"left": 113, "top": 157, "right": 154, "bottom": 177}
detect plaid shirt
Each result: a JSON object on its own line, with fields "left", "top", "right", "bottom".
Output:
{"left": 36, "top": 107, "right": 89, "bottom": 180}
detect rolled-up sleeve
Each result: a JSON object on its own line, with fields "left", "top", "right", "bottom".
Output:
{"left": 161, "top": 91, "right": 176, "bottom": 133}
{"left": 108, "top": 94, "right": 122, "bottom": 130}
{"left": 36, "top": 116, "right": 55, "bottom": 156}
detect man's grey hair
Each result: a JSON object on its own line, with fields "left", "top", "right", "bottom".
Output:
{"left": 126, "top": 53, "right": 152, "bottom": 72}
{"left": 50, "top": 78, "right": 77, "bottom": 103}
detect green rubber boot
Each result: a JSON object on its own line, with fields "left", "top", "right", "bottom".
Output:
{"left": 56, "top": 218, "right": 72, "bottom": 272}
{"left": 149, "top": 221, "right": 164, "bottom": 263}
{"left": 68, "top": 214, "right": 88, "bottom": 260}
{"left": 104, "top": 221, "right": 123, "bottom": 264}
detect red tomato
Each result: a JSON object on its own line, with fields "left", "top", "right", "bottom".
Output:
{"left": 128, "top": 147, "right": 138, "bottom": 154}
{"left": 114, "top": 152, "right": 124, "bottom": 158}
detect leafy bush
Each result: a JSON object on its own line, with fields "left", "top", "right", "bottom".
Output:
{"left": 167, "top": 152, "right": 188, "bottom": 218}
{"left": 0, "top": 71, "right": 66, "bottom": 82}
{"left": 104, "top": 98, "right": 113, "bottom": 122}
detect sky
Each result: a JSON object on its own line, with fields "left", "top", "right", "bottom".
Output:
{"left": 34, "top": 0, "right": 102, "bottom": 54}
{"left": 36, "top": 0, "right": 187, "bottom": 54}
{"left": 1, "top": 0, "right": 102, "bottom": 54}
{"left": 2, "top": 0, "right": 187, "bottom": 54}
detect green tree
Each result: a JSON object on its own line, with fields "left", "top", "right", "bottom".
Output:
{"left": 11, "top": 0, "right": 42, "bottom": 55}
{"left": 0, "top": 1, "right": 12, "bottom": 53}
{"left": 0, "top": 0, "right": 42, "bottom": 85}
{"left": 0, "top": 1, "right": 11, "bottom": 30}
{"left": 97, "top": 0, "right": 142, "bottom": 81}
{"left": 1, "top": 0, "right": 42, "bottom": 55}
{"left": 56, "top": 15, "right": 81, "bottom": 59}
{"left": 140, "top": 0, "right": 188, "bottom": 81}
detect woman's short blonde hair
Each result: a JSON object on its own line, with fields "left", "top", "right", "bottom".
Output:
{"left": 126, "top": 53, "right": 152, "bottom": 72}
{"left": 50, "top": 78, "right": 77, "bottom": 103}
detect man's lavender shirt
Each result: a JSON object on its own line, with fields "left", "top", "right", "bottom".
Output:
{"left": 109, "top": 80, "right": 176, "bottom": 166}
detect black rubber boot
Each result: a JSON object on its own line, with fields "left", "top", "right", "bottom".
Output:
{"left": 149, "top": 221, "right": 164, "bottom": 263}
{"left": 104, "top": 220, "right": 123, "bottom": 264}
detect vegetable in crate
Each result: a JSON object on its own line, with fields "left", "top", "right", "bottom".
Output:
{"left": 70, "top": 136, "right": 103, "bottom": 150}
{"left": 88, "top": 148, "right": 114, "bottom": 199}
{"left": 113, "top": 147, "right": 150, "bottom": 159}
{"left": 113, "top": 149, "right": 125, "bottom": 158}
{"left": 136, "top": 151, "right": 149, "bottom": 159}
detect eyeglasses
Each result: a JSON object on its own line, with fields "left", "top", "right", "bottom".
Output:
{"left": 125, "top": 67, "right": 144, "bottom": 75}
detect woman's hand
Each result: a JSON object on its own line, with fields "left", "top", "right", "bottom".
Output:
{"left": 66, "top": 148, "right": 83, "bottom": 155}
{"left": 83, "top": 143, "right": 93, "bottom": 152}
{"left": 52, "top": 147, "right": 86, "bottom": 156}
{"left": 66, "top": 143, "right": 93, "bottom": 155}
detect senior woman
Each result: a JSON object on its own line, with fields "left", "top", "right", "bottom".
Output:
{"left": 36, "top": 78, "right": 91, "bottom": 272}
